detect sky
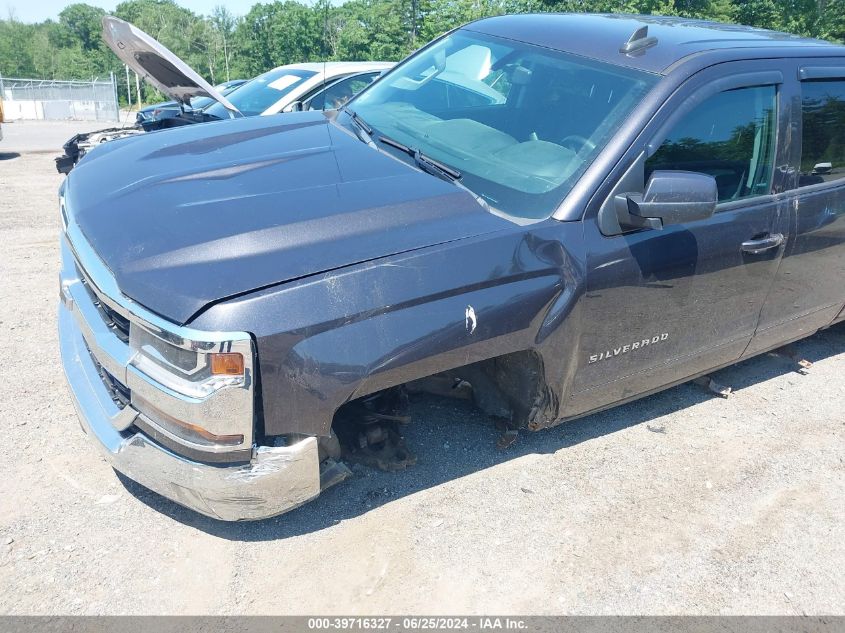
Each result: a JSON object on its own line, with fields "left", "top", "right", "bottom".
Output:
{"left": 3, "top": 0, "right": 260, "bottom": 23}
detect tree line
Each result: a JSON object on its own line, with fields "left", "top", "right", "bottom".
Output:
{"left": 1, "top": 0, "right": 844, "bottom": 105}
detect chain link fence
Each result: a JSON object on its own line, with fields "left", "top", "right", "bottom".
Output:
{"left": 0, "top": 75, "right": 119, "bottom": 122}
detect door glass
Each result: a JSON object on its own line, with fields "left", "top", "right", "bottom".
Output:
{"left": 308, "top": 73, "right": 378, "bottom": 111}
{"left": 203, "top": 68, "right": 316, "bottom": 118}
{"left": 799, "top": 79, "right": 845, "bottom": 186}
{"left": 647, "top": 85, "right": 777, "bottom": 202}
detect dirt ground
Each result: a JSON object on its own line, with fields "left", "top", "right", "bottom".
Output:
{"left": 0, "top": 122, "right": 843, "bottom": 615}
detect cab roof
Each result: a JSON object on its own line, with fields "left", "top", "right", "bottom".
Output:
{"left": 465, "top": 13, "right": 843, "bottom": 74}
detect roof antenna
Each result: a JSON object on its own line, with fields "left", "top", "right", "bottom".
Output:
{"left": 620, "top": 25, "right": 658, "bottom": 55}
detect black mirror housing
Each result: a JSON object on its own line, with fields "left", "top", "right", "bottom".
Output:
{"left": 616, "top": 170, "right": 718, "bottom": 230}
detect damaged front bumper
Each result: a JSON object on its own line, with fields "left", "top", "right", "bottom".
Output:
{"left": 55, "top": 127, "right": 144, "bottom": 175}
{"left": 59, "top": 304, "right": 321, "bottom": 520}
{"left": 57, "top": 205, "right": 322, "bottom": 520}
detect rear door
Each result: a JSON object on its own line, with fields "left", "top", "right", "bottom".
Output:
{"left": 746, "top": 61, "right": 845, "bottom": 355}
{"left": 566, "top": 61, "right": 789, "bottom": 418}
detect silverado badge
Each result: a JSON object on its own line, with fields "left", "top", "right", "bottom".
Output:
{"left": 589, "top": 333, "right": 669, "bottom": 364}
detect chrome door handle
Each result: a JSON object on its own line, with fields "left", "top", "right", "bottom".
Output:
{"left": 741, "top": 233, "right": 784, "bottom": 254}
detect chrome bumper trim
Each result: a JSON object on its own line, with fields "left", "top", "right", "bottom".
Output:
{"left": 59, "top": 304, "right": 321, "bottom": 521}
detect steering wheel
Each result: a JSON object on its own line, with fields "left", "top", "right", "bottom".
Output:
{"left": 560, "top": 135, "right": 596, "bottom": 154}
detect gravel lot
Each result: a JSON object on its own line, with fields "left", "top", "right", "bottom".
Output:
{"left": 0, "top": 122, "right": 843, "bottom": 615}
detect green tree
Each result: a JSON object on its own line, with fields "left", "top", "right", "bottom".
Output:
{"left": 210, "top": 5, "right": 239, "bottom": 81}
{"left": 2, "top": 0, "right": 843, "bottom": 87}
{"left": 232, "top": 1, "right": 321, "bottom": 76}
{"left": 58, "top": 3, "right": 107, "bottom": 50}
{"left": 817, "top": 0, "right": 845, "bottom": 42}
{"left": 0, "top": 19, "right": 36, "bottom": 76}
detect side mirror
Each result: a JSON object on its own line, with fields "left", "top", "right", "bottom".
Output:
{"left": 615, "top": 170, "right": 717, "bottom": 230}
{"left": 284, "top": 101, "right": 303, "bottom": 113}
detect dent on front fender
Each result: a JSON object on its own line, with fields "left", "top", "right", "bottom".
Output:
{"left": 191, "top": 223, "right": 586, "bottom": 439}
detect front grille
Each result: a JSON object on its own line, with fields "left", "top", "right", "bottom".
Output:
{"left": 78, "top": 268, "right": 130, "bottom": 343}
{"left": 66, "top": 248, "right": 133, "bottom": 408}
{"left": 87, "top": 347, "right": 131, "bottom": 408}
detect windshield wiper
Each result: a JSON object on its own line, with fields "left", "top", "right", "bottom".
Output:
{"left": 378, "top": 135, "right": 460, "bottom": 180}
{"left": 343, "top": 108, "right": 376, "bottom": 148}
{"left": 378, "top": 135, "right": 489, "bottom": 210}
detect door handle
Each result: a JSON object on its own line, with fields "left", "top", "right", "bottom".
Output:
{"left": 741, "top": 233, "right": 784, "bottom": 254}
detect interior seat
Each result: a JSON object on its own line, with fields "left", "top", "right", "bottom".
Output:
{"left": 422, "top": 118, "right": 517, "bottom": 156}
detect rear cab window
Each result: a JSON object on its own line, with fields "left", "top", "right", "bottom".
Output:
{"left": 799, "top": 79, "right": 845, "bottom": 187}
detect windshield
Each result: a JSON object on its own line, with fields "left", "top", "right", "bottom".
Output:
{"left": 351, "top": 30, "right": 658, "bottom": 219}
{"left": 189, "top": 82, "right": 245, "bottom": 111}
{"left": 204, "top": 68, "right": 316, "bottom": 118}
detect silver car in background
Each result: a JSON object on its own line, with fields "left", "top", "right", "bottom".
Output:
{"left": 201, "top": 62, "right": 394, "bottom": 119}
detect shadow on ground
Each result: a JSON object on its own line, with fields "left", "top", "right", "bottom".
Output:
{"left": 118, "top": 323, "right": 845, "bottom": 540}
{"left": 0, "top": 152, "right": 21, "bottom": 161}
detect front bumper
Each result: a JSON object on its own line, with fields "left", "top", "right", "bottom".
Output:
{"left": 57, "top": 213, "right": 322, "bottom": 521}
{"left": 59, "top": 302, "right": 321, "bottom": 521}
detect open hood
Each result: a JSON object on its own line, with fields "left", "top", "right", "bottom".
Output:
{"left": 101, "top": 16, "right": 239, "bottom": 115}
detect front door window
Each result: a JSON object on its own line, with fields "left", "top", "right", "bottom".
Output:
{"left": 646, "top": 85, "right": 777, "bottom": 203}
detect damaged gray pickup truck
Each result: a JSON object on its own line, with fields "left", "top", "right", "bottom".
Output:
{"left": 59, "top": 13, "right": 845, "bottom": 520}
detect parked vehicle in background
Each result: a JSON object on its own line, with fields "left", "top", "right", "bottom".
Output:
{"left": 293, "top": 70, "right": 383, "bottom": 112}
{"left": 55, "top": 16, "right": 392, "bottom": 174}
{"left": 58, "top": 13, "right": 845, "bottom": 522}
{"left": 200, "top": 61, "right": 394, "bottom": 120}
{"left": 135, "top": 78, "right": 248, "bottom": 128}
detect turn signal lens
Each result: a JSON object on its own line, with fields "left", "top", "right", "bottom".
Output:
{"left": 167, "top": 418, "right": 244, "bottom": 446}
{"left": 133, "top": 394, "right": 245, "bottom": 447}
{"left": 210, "top": 352, "right": 244, "bottom": 376}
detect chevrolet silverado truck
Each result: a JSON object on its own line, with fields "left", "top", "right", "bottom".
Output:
{"left": 59, "top": 13, "right": 845, "bottom": 521}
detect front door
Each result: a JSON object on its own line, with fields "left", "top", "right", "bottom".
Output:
{"left": 566, "top": 63, "right": 788, "bottom": 418}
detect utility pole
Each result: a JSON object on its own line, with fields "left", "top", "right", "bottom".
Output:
{"left": 125, "top": 64, "right": 131, "bottom": 106}
{"left": 135, "top": 71, "right": 141, "bottom": 109}
{"left": 223, "top": 31, "right": 230, "bottom": 82}
{"left": 110, "top": 71, "right": 119, "bottom": 122}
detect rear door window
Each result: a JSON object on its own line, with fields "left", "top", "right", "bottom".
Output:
{"left": 646, "top": 85, "right": 777, "bottom": 202}
{"left": 799, "top": 79, "right": 845, "bottom": 186}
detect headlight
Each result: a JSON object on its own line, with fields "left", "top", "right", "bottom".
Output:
{"left": 127, "top": 323, "right": 255, "bottom": 452}
{"left": 59, "top": 186, "right": 68, "bottom": 232}
{"left": 129, "top": 325, "right": 246, "bottom": 398}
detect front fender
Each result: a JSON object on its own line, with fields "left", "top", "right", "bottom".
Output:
{"left": 190, "top": 223, "right": 585, "bottom": 438}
